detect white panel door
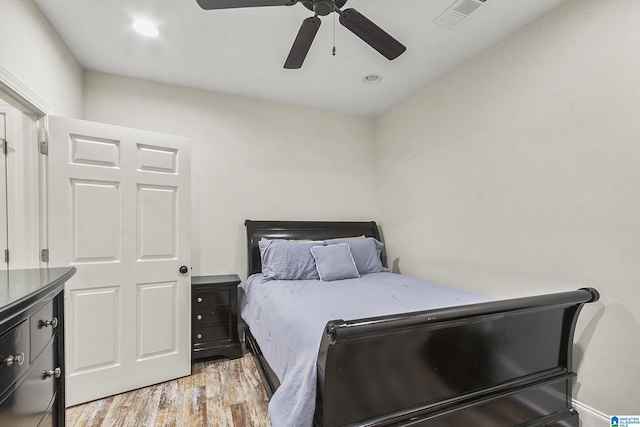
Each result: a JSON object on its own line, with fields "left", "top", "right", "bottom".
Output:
{"left": 47, "top": 116, "right": 191, "bottom": 406}
{"left": 0, "top": 112, "right": 7, "bottom": 270}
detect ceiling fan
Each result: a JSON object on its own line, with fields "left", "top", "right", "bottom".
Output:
{"left": 196, "top": 0, "right": 406, "bottom": 69}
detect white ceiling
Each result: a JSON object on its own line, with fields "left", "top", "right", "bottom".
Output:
{"left": 33, "top": 0, "right": 568, "bottom": 117}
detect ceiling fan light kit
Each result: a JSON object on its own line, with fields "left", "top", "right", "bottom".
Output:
{"left": 132, "top": 20, "right": 159, "bottom": 37}
{"left": 196, "top": 0, "right": 406, "bottom": 69}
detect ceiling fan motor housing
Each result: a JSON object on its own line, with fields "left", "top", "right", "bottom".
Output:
{"left": 301, "top": 0, "right": 347, "bottom": 16}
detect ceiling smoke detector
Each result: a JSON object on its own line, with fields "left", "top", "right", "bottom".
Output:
{"left": 362, "top": 74, "right": 382, "bottom": 84}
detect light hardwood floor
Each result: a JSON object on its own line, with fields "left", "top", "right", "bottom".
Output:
{"left": 66, "top": 353, "right": 271, "bottom": 427}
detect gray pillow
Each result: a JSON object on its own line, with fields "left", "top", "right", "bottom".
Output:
{"left": 310, "top": 244, "right": 360, "bottom": 282}
{"left": 324, "top": 237, "right": 386, "bottom": 275}
{"left": 259, "top": 239, "right": 321, "bottom": 280}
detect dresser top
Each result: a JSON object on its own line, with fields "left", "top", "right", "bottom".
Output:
{"left": 0, "top": 267, "right": 76, "bottom": 316}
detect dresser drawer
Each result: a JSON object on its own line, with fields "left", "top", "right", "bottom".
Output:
{"left": 192, "top": 289, "right": 230, "bottom": 307}
{"left": 38, "top": 407, "right": 54, "bottom": 427}
{"left": 0, "top": 319, "right": 30, "bottom": 394}
{"left": 0, "top": 338, "right": 57, "bottom": 427}
{"left": 30, "top": 300, "right": 58, "bottom": 363}
{"left": 193, "top": 325, "right": 230, "bottom": 344}
{"left": 192, "top": 305, "right": 230, "bottom": 326}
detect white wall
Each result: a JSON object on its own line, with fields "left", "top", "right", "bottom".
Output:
{"left": 375, "top": 0, "right": 639, "bottom": 420}
{"left": 0, "top": 0, "right": 83, "bottom": 117}
{"left": 83, "top": 71, "right": 377, "bottom": 278}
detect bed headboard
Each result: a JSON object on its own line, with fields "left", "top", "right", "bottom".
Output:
{"left": 244, "top": 220, "right": 383, "bottom": 277}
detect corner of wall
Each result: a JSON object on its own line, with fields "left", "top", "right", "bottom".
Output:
{"left": 573, "top": 399, "right": 609, "bottom": 427}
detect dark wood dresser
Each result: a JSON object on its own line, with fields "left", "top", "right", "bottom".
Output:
{"left": 0, "top": 267, "right": 76, "bottom": 427}
{"left": 191, "top": 274, "right": 242, "bottom": 361}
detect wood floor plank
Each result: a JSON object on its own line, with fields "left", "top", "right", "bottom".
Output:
{"left": 67, "top": 353, "right": 271, "bottom": 427}
{"left": 154, "top": 380, "right": 182, "bottom": 426}
{"left": 205, "top": 358, "right": 236, "bottom": 426}
{"left": 227, "top": 357, "right": 252, "bottom": 405}
{"left": 178, "top": 385, "right": 207, "bottom": 426}
{"left": 65, "top": 401, "right": 88, "bottom": 427}
{"left": 68, "top": 395, "right": 116, "bottom": 427}
{"left": 231, "top": 400, "right": 271, "bottom": 427}
{"left": 240, "top": 354, "right": 270, "bottom": 402}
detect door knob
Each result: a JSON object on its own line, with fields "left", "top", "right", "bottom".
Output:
{"left": 179, "top": 266, "right": 188, "bottom": 274}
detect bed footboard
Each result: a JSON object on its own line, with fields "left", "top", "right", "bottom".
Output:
{"left": 315, "top": 287, "right": 599, "bottom": 427}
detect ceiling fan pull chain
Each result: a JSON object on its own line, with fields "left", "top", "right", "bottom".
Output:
{"left": 332, "top": 8, "right": 336, "bottom": 56}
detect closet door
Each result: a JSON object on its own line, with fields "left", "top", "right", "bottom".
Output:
{"left": 47, "top": 116, "right": 191, "bottom": 406}
{"left": 0, "top": 112, "right": 6, "bottom": 270}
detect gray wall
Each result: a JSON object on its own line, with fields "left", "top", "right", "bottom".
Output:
{"left": 82, "top": 71, "right": 377, "bottom": 278}
{"left": 376, "top": 0, "right": 639, "bottom": 419}
{"left": 0, "top": 0, "right": 83, "bottom": 117}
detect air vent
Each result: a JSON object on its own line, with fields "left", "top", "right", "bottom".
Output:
{"left": 434, "top": 0, "right": 487, "bottom": 29}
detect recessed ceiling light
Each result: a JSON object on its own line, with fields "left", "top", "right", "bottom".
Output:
{"left": 362, "top": 74, "right": 382, "bottom": 84}
{"left": 133, "top": 20, "right": 159, "bottom": 37}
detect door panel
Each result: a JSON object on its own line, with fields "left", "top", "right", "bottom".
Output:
{"left": 47, "top": 116, "right": 191, "bottom": 406}
{"left": 71, "top": 179, "right": 120, "bottom": 263}
{"left": 137, "top": 281, "right": 177, "bottom": 359}
{"left": 70, "top": 134, "right": 120, "bottom": 168}
{"left": 136, "top": 144, "right": 177, "bottom": 173}
{"left": 137, "top": 184, "right": 177, "bottom": 260}
{"left": 70, "top": 286, "right": 120, "bottom": 372}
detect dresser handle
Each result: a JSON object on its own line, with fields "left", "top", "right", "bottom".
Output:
{"left": 1, "top": 352, "right": 25, "bottom": 367}
{"left": 40, "top": 317, "right": 59, "bottom": 328}
{"left": 197, "top": 297, "right": 203, "bottom": 303}
{"left": 196, "top": 314, "right": 202, "bottom": 320}
{"left": 44, "top": 367, "right": 62, "bottom": 379}
{"left": 196, "top": 333, "right": 203, "bottom": 339}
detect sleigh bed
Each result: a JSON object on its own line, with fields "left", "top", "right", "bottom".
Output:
{"left": 241, "top": 220, "right": 599, "bottom": 427}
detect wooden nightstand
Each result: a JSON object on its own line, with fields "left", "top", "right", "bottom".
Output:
{"left": 191, "top": 274, "right": 242, "bottom": 361}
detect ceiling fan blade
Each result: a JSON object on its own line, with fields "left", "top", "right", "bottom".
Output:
{"left": 338, "top": 8, "right": 406, "bottom": 60}
{"left": 196, "top": 0, "right": 296, "bottom": 10}
{"left": 284, "top": 16, "right": 321, "bottom": 69}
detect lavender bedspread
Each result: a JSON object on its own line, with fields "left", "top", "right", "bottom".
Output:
{"left": 240, "top": 272, "right": 494, "bottom": 427}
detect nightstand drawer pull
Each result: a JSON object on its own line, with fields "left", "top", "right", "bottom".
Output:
{"left": 39, "top": 317, "right": 58, "bottom": 329}
{"left": 197, "top": 314, "right": 202, "bottom": 320}
{"left": 197, "top": 297, "right": 203, "bottom": 303}
{"left": 43, "top": 367, "right": 62, "bottom": 379}
{"left": 197, "top": 333, "right": 203, "bottom": 339}
{"left": 1, "top": 352, "right": 25, "bottom": 367}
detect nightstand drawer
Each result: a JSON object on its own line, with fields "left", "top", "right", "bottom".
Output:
{"left": 193, "top": 325, "right": 230, "bottom": 344}
{"left": 192, "top": 290, "right": 230, "bottom": 307}
{"left": 192, "top": 305, "right": 229, "bottom": 325}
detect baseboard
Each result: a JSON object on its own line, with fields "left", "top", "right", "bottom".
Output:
{"left": 573, "top": 399, "right": 609, "bottom": 427}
